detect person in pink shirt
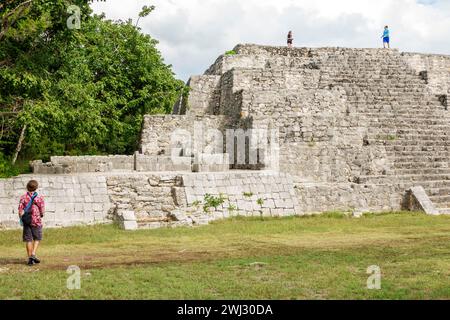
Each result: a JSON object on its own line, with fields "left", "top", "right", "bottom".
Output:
{"left": 18, "top": 180, "right": 45, "bottom": 266}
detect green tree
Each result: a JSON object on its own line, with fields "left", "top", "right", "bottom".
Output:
{"left": 0, "top": 1, "right": 185, "bottom": 176}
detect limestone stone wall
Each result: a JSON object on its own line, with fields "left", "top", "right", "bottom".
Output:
{"left": 0, "top": 174, "right": 111, "bottom": 229}
{"left": 135, "top": 154, "right": 192, "bottom": 172}
{"left": 402, "top": 52, "right": 450, "bottom": 95}
{"left": 294, "top": 182, "right": 404, "bottom": 213}
{"left": 206, "top": 54, "right": 396, "bottom": 182}
{"left": 0, "top": 170, "right": 307, "bottom": 230}
{"left": 106, "top": 173, "right": 181, "bottom": 228}
{"left": 140, "top": 114, "right": 230, "bottom": 156}
{"left": 31, "top": 155, "right": 135, "bottom": 174}
{"left": 184, "top": 75, "right": 222, "bottom": 116}
{"left": 205, "top": 45, "right": 316, "bottom": 75}
{"left": 182, "top": 171, "right": 300, "bottom": 218}
{"left": 105, "top": 171, "right": 303, "bottom": 229}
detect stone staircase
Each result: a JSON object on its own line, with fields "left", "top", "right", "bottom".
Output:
{"left": 180, "top": 45, "right": 450, "bottom": 214}
{"left": 223, "top": 48, "right": 449, "bottom": 213}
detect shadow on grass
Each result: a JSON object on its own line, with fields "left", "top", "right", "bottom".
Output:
{"left": 0, "top": 257, "right": 26, "bottom": 266}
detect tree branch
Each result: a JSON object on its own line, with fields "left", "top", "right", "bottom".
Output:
{"left": 11, "top": 124, "right": 26, "bottom": 165}
{"left": 0, "top": 0, "right": 16, "bottom": 11}
{"left": 0, "top": 0, "right": 34, "bottom": 41}
{"left": 0, "top": 58, "right": 12, "bottom": 66}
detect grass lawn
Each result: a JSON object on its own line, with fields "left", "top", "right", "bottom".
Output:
{"left": 0, "top": 212, "right": 449, "bottom": 300}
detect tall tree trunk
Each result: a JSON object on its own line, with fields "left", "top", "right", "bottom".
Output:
{"left": 11, "top": 124, "right": 26, "bottom": 165}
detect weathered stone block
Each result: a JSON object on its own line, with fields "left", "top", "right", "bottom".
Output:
{"left": 121, "top": 220, "right": 138, "bottom": 230}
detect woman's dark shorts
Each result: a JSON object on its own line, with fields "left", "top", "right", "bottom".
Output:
{"left": 23, "top": 225, "right": 43, "bottom": 242}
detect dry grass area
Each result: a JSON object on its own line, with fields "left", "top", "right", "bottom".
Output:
{"left": 0, "top": 212, "right": 449, "bottom": 300}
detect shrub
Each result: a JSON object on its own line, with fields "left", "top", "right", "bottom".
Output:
{"left": 203, "top": 194, "right": 227, "bottom": 213}
{"left": 0, "top": 153, "right": 20, "bottom": 178}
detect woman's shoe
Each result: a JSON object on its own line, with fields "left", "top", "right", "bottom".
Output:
{"left": 31, "top": 255, "right": 41, "bottom": 264}
{"left": 27, "top": 258, "right": 35, "bottom": 266}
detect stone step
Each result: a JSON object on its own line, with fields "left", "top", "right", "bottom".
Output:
{"left": 354, "top": 110, "right": 446, "bottom": 115}
{"left": 357, "top": 174, "right": 450, "bottom": 184}
{"left": 393, "top": 161, "right": 449, "bottom": 169}
{"left": 349, "top": 99, "right": 441, "bottom": 104}
{"left": 385, "top": 146, "right": 450, "bottom": 152}
{"left": 371, "top": 136, "right": 450, "bottom": 143}
{"left": 137, "top": 219, "right": 169, "bottom": 229}
{"left": 395, "top": 136, "right": 450, "bottom": 142}
{"left": 369, "top": 136, "right": 450, "bottom": 144}
{"left": 427, "top": 187, "right": 450, "bottom": 197}
{"left": 368, "top": 128, "right": 450, "bottom": 135}
{"left": 393, "top": 168, "right": 450, "bottom": 175}
{"left": 393, "top": 158, "right": 450, "bottom": 165}
{"left": 438, "top": 208, "right": 450, "bottom": 214}
{"left": 347, "top": 93, "right": 435, "bottom": 98}
{"left": 362, "top": 110, "right": 449, "bottom": 116}
{"left": 361, "top": 112, "right": 449, "bottom": 119}
{"left": 349, "top": 97, "right": 440, "bottom": 101}
{"left": 369, "top": 119, "right": 450, "bottom": 126}
{"left": 369, "top": 123, "right": 450, "bottom": 130}
{"left": 435, "top": 202, "right": 450, "bottom": 210}
{"left": 385, "top": 141, "right": 450, "bottom": 147}
{"left": 354, "top": 109, "right": 447, "bottom": 115}
{"left": 387, "top": 151, "right": 450, "bottom": 158}
{"left": 404, "top": 180, "right": 450, "bottom": 189}
{"left": 398, "top": 128, "right": 450, "bottom": 133}
{"left": 347, "top": 98, "right": 432, "bottom": 104}
{"left": 429, "top": 195, "right": 450, "bottom": 204}
{"left": 414, "top": 180, "right": 450, "bottom": 192}
{"left": 322, "top": 70, "right": 419, "bottom": 76}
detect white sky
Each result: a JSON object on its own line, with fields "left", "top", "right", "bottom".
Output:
{"left": 90, "top": 0, "right": 450, "bottom": 81}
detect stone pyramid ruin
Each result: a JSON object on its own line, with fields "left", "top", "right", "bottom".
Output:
{"left": 1, "top": 44, "right": 449, "bottom": 229}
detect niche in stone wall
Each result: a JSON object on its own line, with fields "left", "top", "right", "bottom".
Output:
{"left": 419, "top": 70, "right": 428, "bottom": 83}
{"left": 437, "top": 95, "right": 448, "bottom": 110}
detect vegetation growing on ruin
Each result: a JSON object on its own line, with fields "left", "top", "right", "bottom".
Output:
{"left": 0, "top": 212, "right": 449, "bottom": 299}
{"left": 0, "top": 1, "right": 185, "bottom": 177}
{"left": 203, "top": 193, "right": 227, "bottom": 213}
{"left": 225, "top": 50, "right": 236, "bottom": 56}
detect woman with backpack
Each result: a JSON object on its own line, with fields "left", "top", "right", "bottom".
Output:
{"left": 18, "top": 180, "right": 45, "bottom": 266}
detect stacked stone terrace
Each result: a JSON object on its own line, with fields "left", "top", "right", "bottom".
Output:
{"left": 169, "top": 44, "right": 450, "bottom": 214}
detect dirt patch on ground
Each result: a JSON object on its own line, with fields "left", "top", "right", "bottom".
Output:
{"left": 2, "top": 250, "right": 228, "bottom": 271}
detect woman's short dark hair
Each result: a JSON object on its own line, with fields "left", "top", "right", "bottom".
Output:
{"left": 27, "top": 180, "right": 39, "bottom": 192}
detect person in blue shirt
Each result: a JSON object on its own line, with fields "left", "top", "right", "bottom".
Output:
{"left": 382, "top": 26, "right": 390, "bottom": 48}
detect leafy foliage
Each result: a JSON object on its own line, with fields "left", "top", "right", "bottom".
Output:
{"left": 0, "top": 153, "right": 19, "bottom": 178}
{"left": 203, "top": 193, "right": 227, "bottom": 213}
{"left": 0, "top": 1, "right": 185, "bottom": 176}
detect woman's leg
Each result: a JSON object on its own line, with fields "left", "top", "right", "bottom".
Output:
{"left": 26, "top": 242, "right": 33, "bottom": 257}
{"left": 32, "top": 240, "right": 40, "bottom": 256}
